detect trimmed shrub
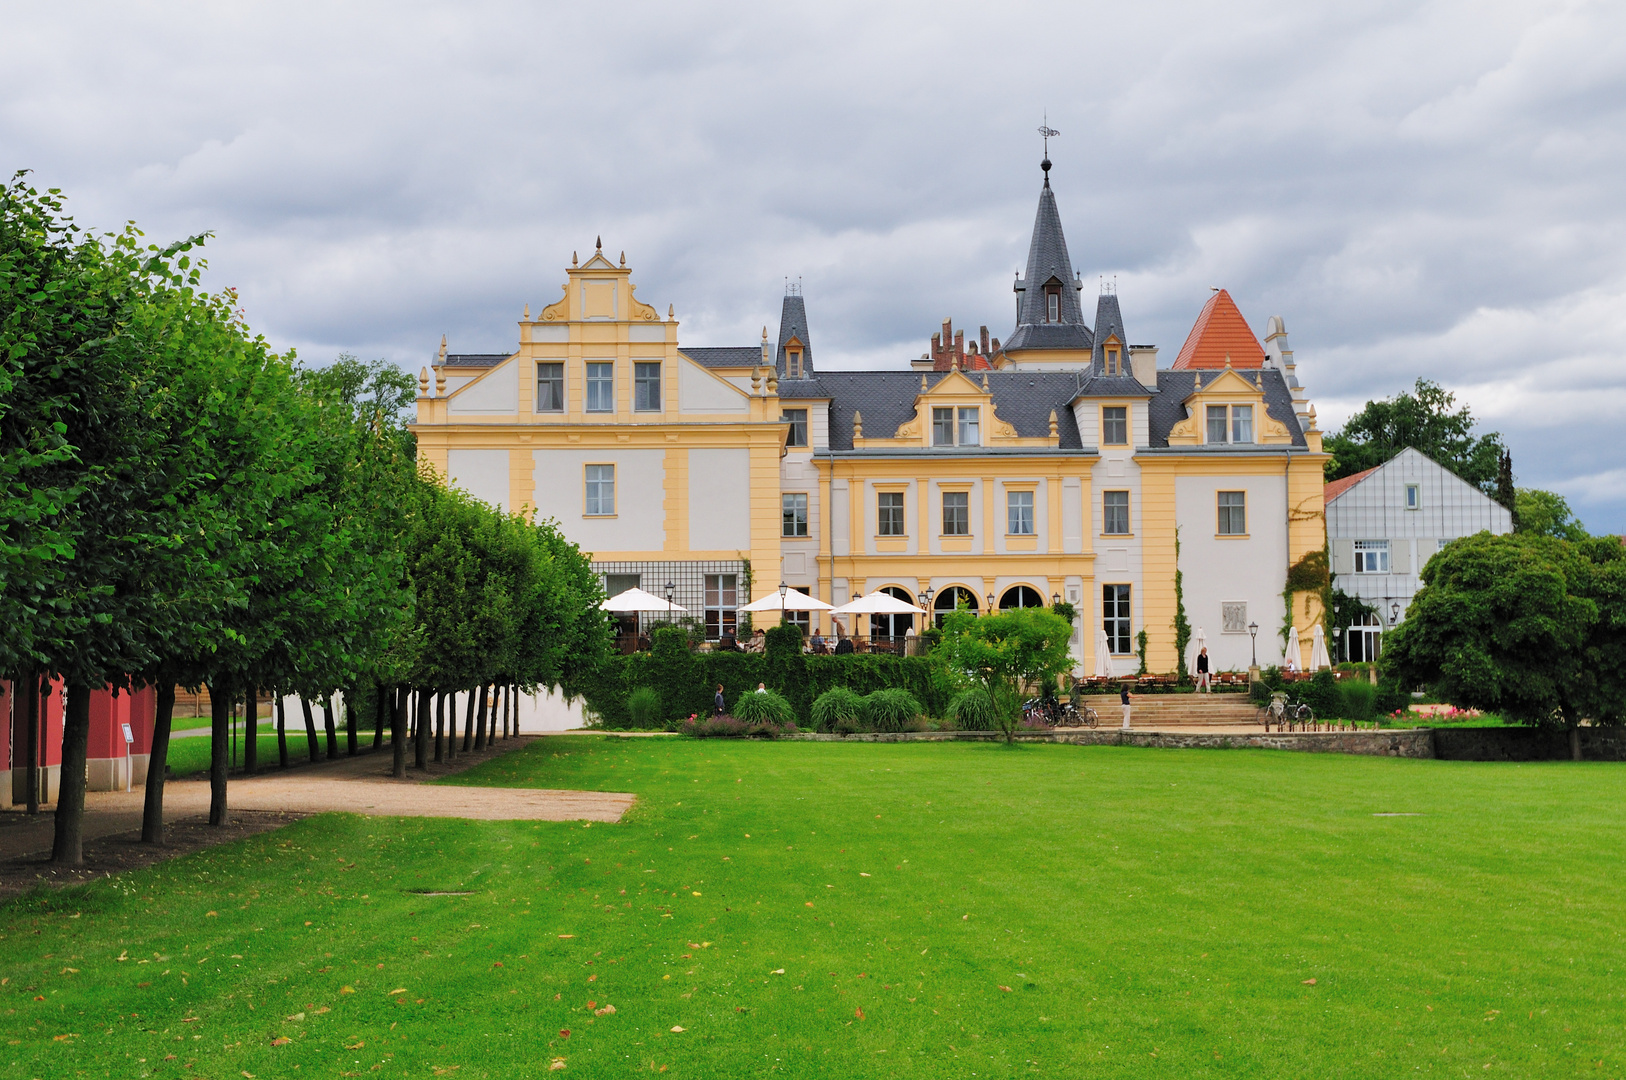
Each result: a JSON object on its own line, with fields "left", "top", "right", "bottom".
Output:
{"left": 627, "top": 686, "right": 662, "bottom": 728}
{"left": 947, "top": 687, "right": 998, "bottom": 731}
{"left": 863, "top": 688, "right": 922, "bottom": 733}
{"left": 810, "top": 686, "right": 866, "bottom": 733}
{"left": 1373, "top": 677, "right": 1409, "bottom": 719}
{"left": 1297, "top": 669, "right": 1343, "bottom": 719}
{"left": 732, "top": 688, "right": 797, "bottom": 727}
{"left": 1339, "top": 679, "right": 1377, "bottom": 724}
{"left": 764, "top": 623, "right": 804, "bottom": 658}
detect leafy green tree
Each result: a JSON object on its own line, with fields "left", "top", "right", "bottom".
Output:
{"left": 1514, "top": 488, "right": 1588, "bottom": 542}
{"left": 934, "top": 607, "right": 1074, "bottom": 742}
{"left": 1384, "top": 532, "right": 1625, "bottom": 751}
{"left": 1324, "top": 379, "right": 1507, "bottom": 493}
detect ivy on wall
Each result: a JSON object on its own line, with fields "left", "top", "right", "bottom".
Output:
{"left": 1135, "top": 629, "right": 1149, "bottom": 676}
{"left": 1172, "top": 528, "right": 1192, "bottom": 682}
{"left": 1282, "top": 547, "right": 1331, "bottom": 648}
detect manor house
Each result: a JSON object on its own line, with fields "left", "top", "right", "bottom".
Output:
{"left": 410, "top": 160, "right": 1329, "bottom": 674}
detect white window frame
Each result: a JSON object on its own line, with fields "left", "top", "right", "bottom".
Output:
{"left": 1231, "top": 405, "right": 1253, "bottom": 444}
{"left": 782, "top": 493, "right": 808, "bottom": 537}
{"left": 1007, "top": 490, "right": 1035, "bottom": 535}
{"left": 1406, "top": 483, "right": 1420, "bottom": 510}
{"left": 585, "top": 362, "right": 614, "bottom": 413}
{"left": 931, "top": 407, "right": 955, "bottom": 446}
{"left": 942, "top": 491, "right": 970, "bottom": 536}
{"left": 535, "top": 362, "right": 565, "bottom": 412}
{"left": 782, "top": 408, "right": 808, "bottom": 448}
{"left": 1102, "top": 490, "right": 1130, "bottom": 535}
{"left": 633, "top": 361, "right": 662, "bottom": 412}
{"left": 877, "top": 491, "right": 905, "bottom": 536}
{"left": 584, "top": 464, "right": 615, "bottom": 516}
{"left": 1217, "top": 490, "right": 1247, "bottom": 535}
{"left": 1101, "top": 406, "right": 1127, "bottom": 446}
{"left": 957, "top": 406, "right": 980, "bottom": 446}
{"left": 1102, "top": 584, "right": 1132, "bottom": 654}
{"left": 1354, "top": 539, "right": 1390, "bottom": 573}
{"left": 1206, "top": 405, "right": 1228, "bottom": 444}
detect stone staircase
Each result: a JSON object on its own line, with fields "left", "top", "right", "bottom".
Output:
{"left": 1069, "top": 693, "right": 1259, "bottom": 729}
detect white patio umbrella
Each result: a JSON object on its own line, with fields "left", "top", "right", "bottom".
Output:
{"left": 1093, "top": 629, "right": 1116, "bottom": 678}
{"left": 830, "top": 592, "right": 926, "bottom": 616}
{"left": 1188, "top": 626, "right": 1207, "bottom": 677}
{"left": 600, "top": 587, "right": 686, "bottom": 613}
{"left": 1284, "top": 626, "right": 1303, "bottom": 672}
{"left": 741, "top": 589, "right": 837, "bottom": 613}
{"left": 1309, "top": 624, "right": 1331, "bottom": 670}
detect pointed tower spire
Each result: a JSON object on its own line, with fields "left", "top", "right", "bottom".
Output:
{"left": 775, "top": 282, "right": 814, "bottom": 379}
{"left": 1004, "top": 154, "right": 1092, "bottom": 357}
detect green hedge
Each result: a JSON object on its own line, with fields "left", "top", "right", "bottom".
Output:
{"left": 581, "top": 625, "right": 954, "bottom": 729}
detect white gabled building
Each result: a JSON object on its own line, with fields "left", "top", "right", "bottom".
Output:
{"left": 1325, "top": 446, "right": 1513, "bottom": 660}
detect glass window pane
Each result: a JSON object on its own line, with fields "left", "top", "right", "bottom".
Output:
{"left": 958, "top": 407, "right": 979, "bottom": 446}
{"left": 942, "top": 491, "right": 969, "bottom": 535}
{"left": 536, "top": 363, "right": 564, "bottom": 411}
{"left": 932, "top": 407, "right": 955, "bottom": 446}
{"left": 1102, "top": 406, "right": 1127, "bottom": 445}
{"left": 634, "top": 362, "right": 661, "bottom": 411}
{"left": 1007, "top": 490, "right": 1034, "bottom": 535}
{"left": 1217, "top": 490, "right": 1246, "bottom": 535}
{"left": 1103, "top": 490, "right": 1129, "bottom": 535}
{"left": 1102, "top": 584, "right": 1131, "bottom": 654}
{"left": 1231, "top": 405, "right": 1253, "bottom": 443}
{"left": 586, "top": 363, "right": 614, "bottom": 412}
{"left": 585, "top": 464, "right": 614, "bottom": 515}
{"left": 782, "top": 493, "right": 808, "bottom": 537}
{"left": 878, "top": 491, "right": 905, "bottom": 536}
{"left": 782, "top": 408, "right": 808, "bottom": 447}
{"left": 1206, "top": 405, "right": 1228, "bottom": 443}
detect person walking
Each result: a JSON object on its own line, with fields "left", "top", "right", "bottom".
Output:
{"left": 1196, "top": 647, "right": 1211, "bottom": 693}
{"left": 713, "top": 683, "right": 726, "bottom": 717}
{"left": 1120, "top": 682, "right": 1132, "bottom": 730}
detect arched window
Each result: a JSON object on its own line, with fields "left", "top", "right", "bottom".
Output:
{"left": 1346, "top": 612, "right": 1383, "bottom": 664}
{"left": 933, "top": 585, "right": 980, "bottom": 628}
{"left": 870, "top": 586, "right": 915, "bottom": 641}
{"left": 999, "top": 585, "right": 1046, "bottom": 610}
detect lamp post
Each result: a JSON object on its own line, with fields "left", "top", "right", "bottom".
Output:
{"left": 986, "top": 591, "right": 996, "bottom": 613}
{"left": 778, "top": 580, "right": 789, "bottom": 627}
{"left": 1247, "top": 621, "right": 1260, "bottom": 684}
{"left": 1390, "top": 601, "right": 1400, "bottom": 626}
{"left": 1052, "top": 591, "right": 1061, "bottom": 607}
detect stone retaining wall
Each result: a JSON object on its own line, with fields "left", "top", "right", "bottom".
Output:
{"left": 790, "top": 729, "right": 1436, "bottom": 757}
{"left": 1432, "top": 726, "right": 1626, "bottom": 762}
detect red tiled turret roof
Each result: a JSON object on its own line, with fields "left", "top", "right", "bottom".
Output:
{"left": 1171, "top": 289, "right": 1266, "bottom": 369}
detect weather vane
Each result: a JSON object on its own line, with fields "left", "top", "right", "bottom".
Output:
{"left": 1038, "top": 113, "right": 1059, "bottom": 180}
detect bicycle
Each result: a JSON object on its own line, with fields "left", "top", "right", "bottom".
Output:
{"left": 1258, "top": 692, "right": 1314, "bottom": 731}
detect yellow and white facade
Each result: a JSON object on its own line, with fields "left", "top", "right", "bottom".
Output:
{"left": 412, "top": 171, "right": 1330, "bottom": 673}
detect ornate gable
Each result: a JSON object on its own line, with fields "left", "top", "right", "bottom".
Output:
{"left": 1167, "top": 367, "right": 1293, "bottom": 446}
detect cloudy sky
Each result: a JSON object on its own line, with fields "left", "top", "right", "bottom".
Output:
{"left": 5, "top": 1, "right": 1624, "bottom": 530}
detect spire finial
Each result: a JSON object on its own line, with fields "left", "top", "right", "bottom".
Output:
{"left": 668, "top": 303, "right": 675, "bottom": 321}
{"left": 439, "top": 334, "right": 447, "bottom": 360}
{"left": 595, "top": 236, "right": 602, "bottom": 251}
{"left": 522, "top": 302, "right": 530, "bottom": 320}
{"left": 619, "top": 250, "right": 625, "bottom": 267}
{"left": 419, "top": 366, "right": 430, "bottom": 395}
{"left": 572, "top": 251, "right": 578, "bottom": 266}
{"left": 1038, "top": 114, "right": 1059, "bottom": 186}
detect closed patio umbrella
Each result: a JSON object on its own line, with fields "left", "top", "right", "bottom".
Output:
{"left": 1310, "top": 624, "right": 1331, "bottom": 670}
{"left": 1093, "top": 629, "right": 1116, "bottom": 678}
{"left": 1284, "top": 626, "right": 1303, "bottom": 672}
{"left": 1188, "top": 626, "right": 1207, "bottom": 678}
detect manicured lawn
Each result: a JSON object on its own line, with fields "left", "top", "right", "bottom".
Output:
{"left": 2, "top": 739, "right": 1623, "bottom": 1077}
{"left": 162, "top": 733, "right": 303, "bottom": 777}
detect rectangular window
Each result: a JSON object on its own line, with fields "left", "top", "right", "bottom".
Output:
{"left": 585, "top": 362, "right": 614, "bottom": 412}
{"left": 1217, "top": 490, "right": 1247, "bottom": 535}
{"left": 704, "top": 573, "right": 738, "bottom": 641}
{"left": 957, "top": 406, "right": 980, "bottom": 446}
{"left": 787, "top": 587, "right": 811, "bottom": 634}
{"left": 633, "top": 362, "right": 661, "bottom": 412}
{"left": 1047, "top": 289, "right": 1060, "bottom": 323}
{"left": 1103, "top": 584, "right": 1132, "bottom": 654}
{"left": 1354, "top": 539, "right": 1390, "bottom": 573}
{"left": 1222, "top": 601, "right": 1248, "bottom": 634}
{"left": 1102, "top": 490, "right": 1130, "bottom": 535}
{"left": 584, "top": 464, "right": 615, "bottom": 515}
{"left": 1101, "top": 406, "right": 1127, "bottom": 445}
{"left": 932, "top": 407, "right": 955, "bottom": 446}
{"left": 1007, "top": 490, "right": 1034, "bottom": 535}
{"left": 536, "top": 362, "right": 564, "bottom": 412}
{"left": 1231, "top": 405, "right": 1253, "bottom": 444}
{"left": 786, "top": 350, "right": 803, "bottom": 379}
{"left": 782, "top": 493, "right": 808, "bottom": 537}
{"left": 877, "top": 491, "right": 905, "bottom": 536}
{"left": 1206, "top": 405, "right": 1228, "bottom": 444}
{"left": 782, "top": 408, "right": 808, "bottom": 448}
{"left": 942, "top": 491, "right": 969, "bottom": 536}
{"left": 1406, "top": 483, "right": 1420, "bottom": 510}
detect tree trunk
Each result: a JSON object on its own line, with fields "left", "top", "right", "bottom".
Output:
{"left": 473, "top": 684, "right": 489, "bottom": 751}
{"left": 208, "top": 681, "right": 232, "bottom": 826}
{"left": 300, "top": 697, "right": 320, "bottom": 763}
{"left": 345, "top": 690, "right": 358, "bottom": 756}
{"left": 446, "top": 690, "right": 458, "bottom": 762}
{"left": 1571, "top": 724, "right": 1583, "bottom": 762}
{"left": 391, "top": 686, "right": 407, "bottom": 778}
{"left": 414, "top": 688, "right": 429, "bottom": 769}
{"left": 372, "top": 682, "right": 385, "bottom": 748}
{"left": 243, "top": 687, "right": 258, "bottom": 775}
{"left": 141, "top": 683, "right": 177, "bottom": 844}
{"left": 434, "top": 691, "right": 445, "bottom": 763}
{"left": 22, "top": 669, "right": 39, "bottom": 815}
{"left": 276, "top": 695, "right": 289, "bottom": 768}
{"left": 51, "top": 683, "right": 93, "bottom": 864}
{"left": 323, "top": 695, "right": 338, "bottom": 759}
{"left": 462, "top": 687, "right": 476, "bottom": 753}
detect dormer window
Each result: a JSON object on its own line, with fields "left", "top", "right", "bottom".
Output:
{"left": 786, "top": 348, "right": 803, "bottom": 379}
{"left": 1105, "top": 344, "right": 1121, "bottom": 375}
{"left": 1046, "top": 287, "right": 1060, "bottom": 323}
{"left": 1205, "top": 404, "right": 1255, "bottom": 444}
{"left": 931, "top": 405, "right": 980, "bottom": 446}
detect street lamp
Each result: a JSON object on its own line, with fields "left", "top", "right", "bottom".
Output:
{"left": 665, "top": 581, "right": 675, "bottom": 626}
{"left": 1052, "top": 591, "right": 1061, "bottom": 607}
{"left": 985, "top": 591, "right": 996, "bottom": 612}
{"left": 1247, "top": 621, "right": 1259, "bottom": 678}
{"left": 1390, "top": 601, "right": 1400, "bottom": 626}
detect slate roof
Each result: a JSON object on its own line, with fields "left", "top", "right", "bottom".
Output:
{"left": 810, "top": 370, "right": 1085, "bottom": 452}
{"left": 776, "top": 294, "right": 815, "bottom": 379}
{"left": 1004, "top": 172, "right": 1093, "bottom": 354}
{"left": 444, "top": 353, "right": 514, "bottom": 367}
{"left": 679, "top": 346, "right": 762, "bottom": 369}
{"left": 1145, "top": 368, "right": 1306, "bottom": 449}
{"left": 1171, "top": 289, "right": 1266, "bottom": 369}
{"left": 1090, "top": 292, "right": 1128, "bottom": 371}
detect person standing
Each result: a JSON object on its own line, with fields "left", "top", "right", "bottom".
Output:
{"left": 1196, "top": 647, "right": 1211, "bottom": 693}
{"left": 713, "top": 683, "right": 726, "bottom": 717}
{"left": 1120, "top": 682, "right": 1132, "bottom": 730}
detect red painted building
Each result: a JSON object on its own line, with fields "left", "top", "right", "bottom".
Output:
{"left": 3, "top": 680, "right": 156, "bottom": 807}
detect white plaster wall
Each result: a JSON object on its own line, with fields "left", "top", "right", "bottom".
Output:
{"left": 533, "top": 448, "right": 665, "bottom": 552}
{"left": 1090, "top": 447, "right": 1142, "bottom": 659}
{"left": 1175, "top": 473, "right": 1288, "bottom": 672}
{"left": 688, "top": 447, "right": 751, "bottom": 550}
{"left": 448, "top": 358, "right": 519, "bottom": 414}
{"left": 831, "top": 479, "right": 850, "bottom": 556}
{"left": 780, "top": 453, "right": 821, "bottom": 579}
{"left": 680, "top": 360, "right": 748, "bottom": 413}
{"left": 448, "top": 449, "right": 512, "bottom": 512}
